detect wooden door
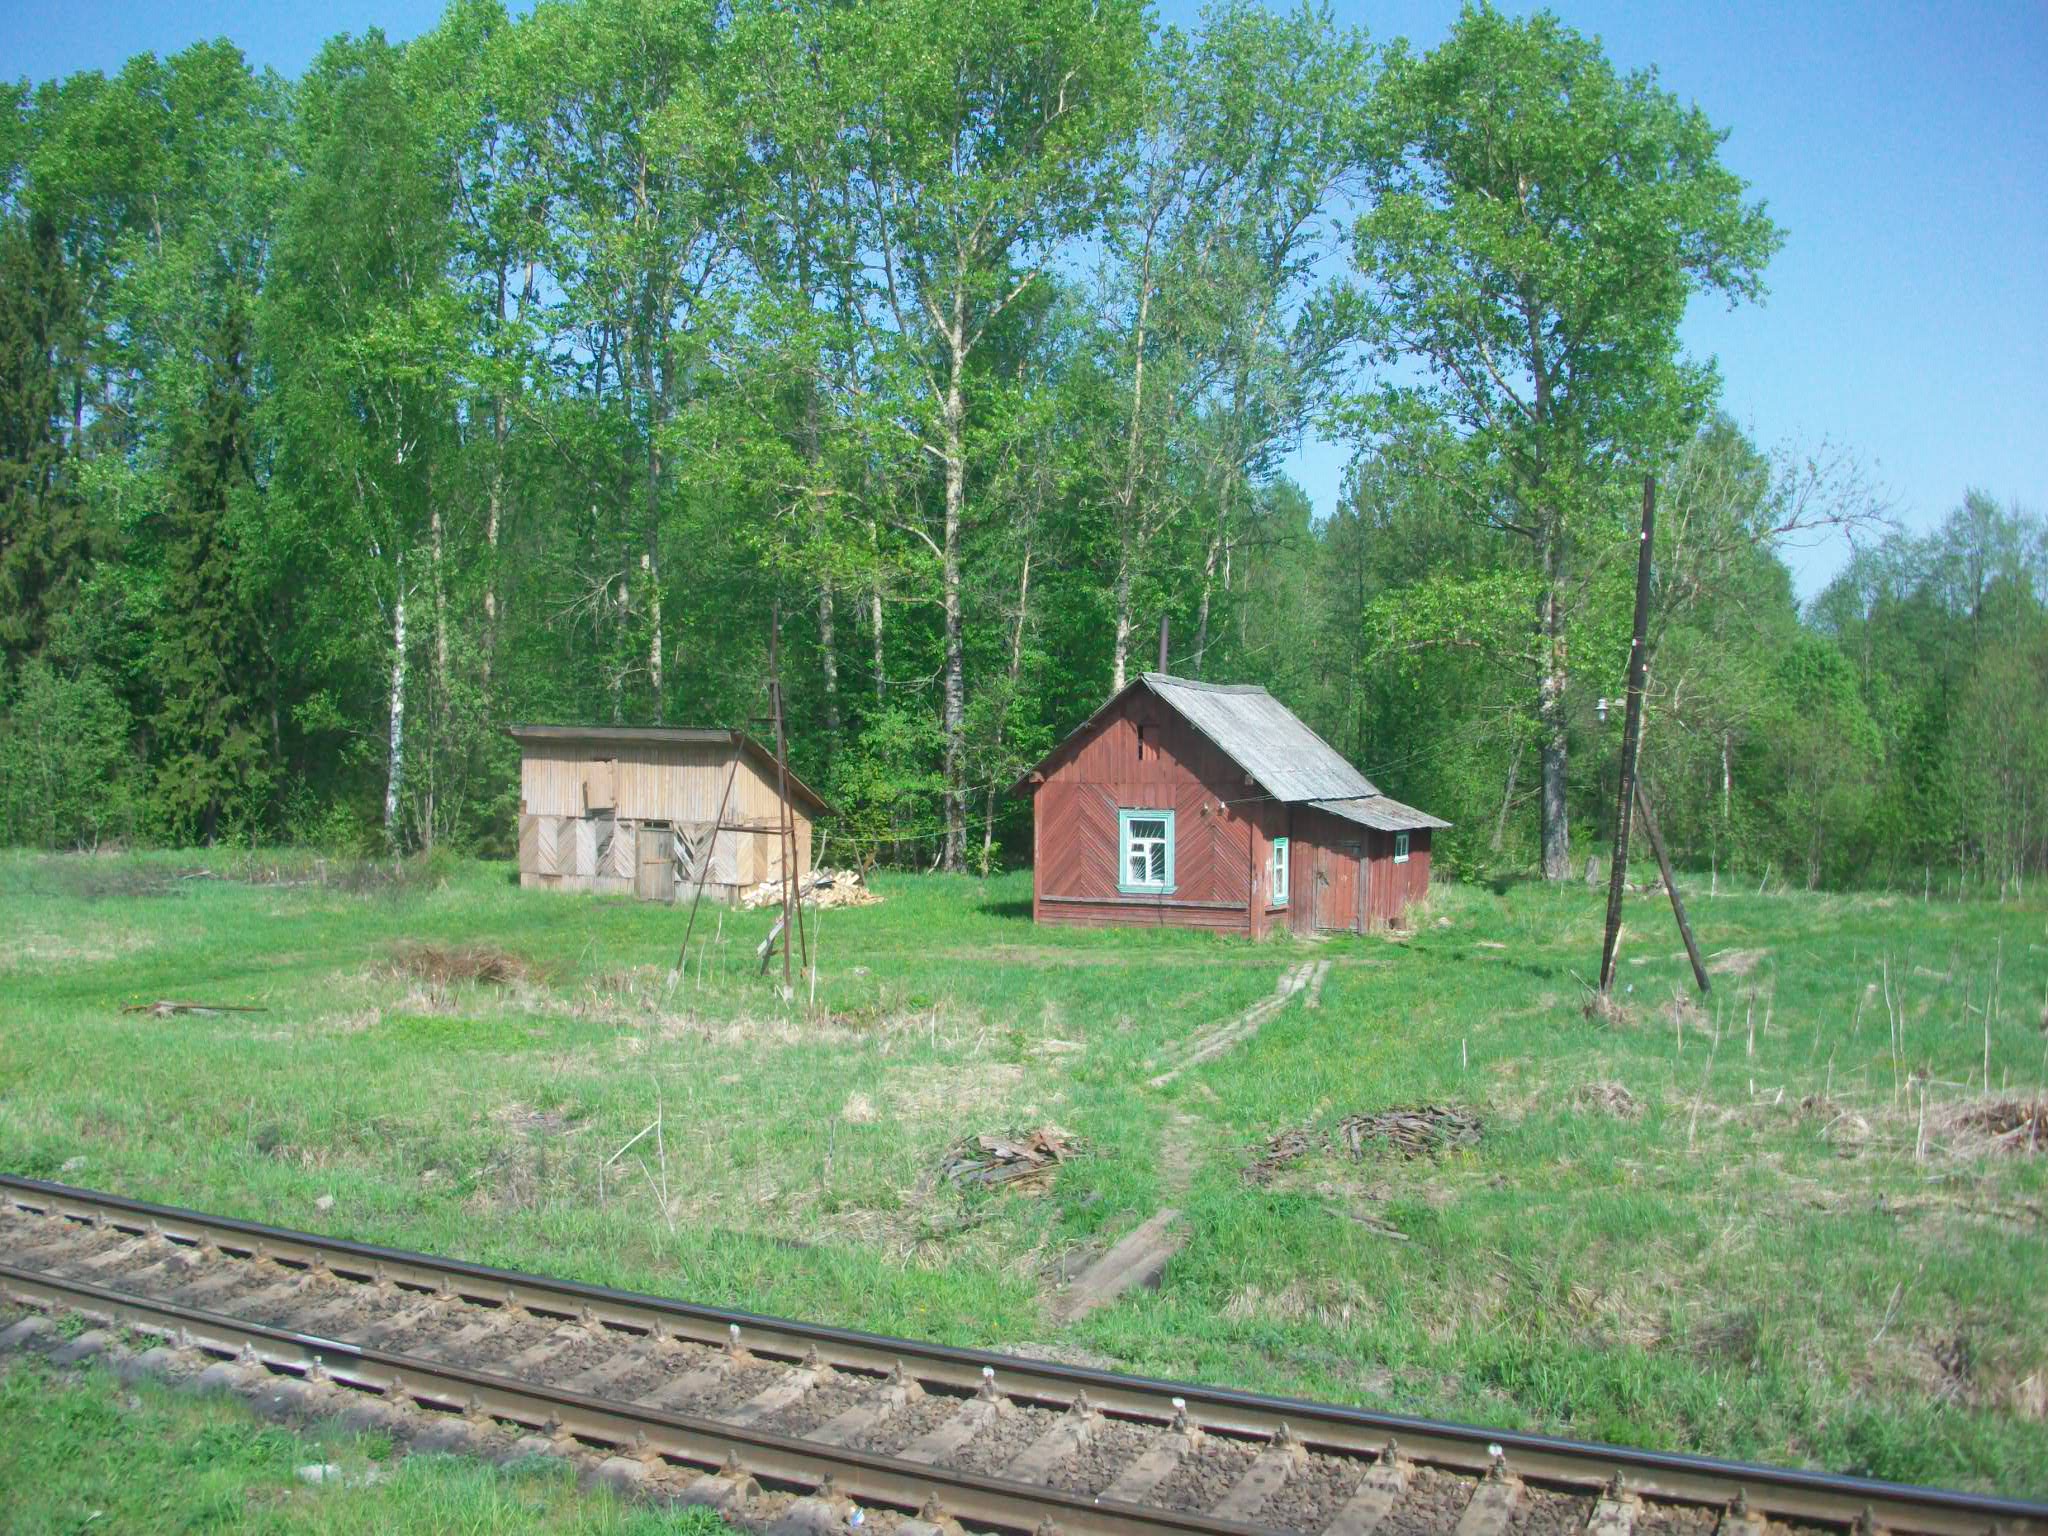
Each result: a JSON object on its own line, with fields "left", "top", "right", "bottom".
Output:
{"left": 583, "top": 758, "right": 617, "bottom": 813}
{"left": 1314, "top": 837, "right": 1361, "bottom": 932}
{"left": 635, "top": 823, "right": 674, "bottom": 902}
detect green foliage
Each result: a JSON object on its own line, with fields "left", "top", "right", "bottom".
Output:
{"left": 829, "top": 706, "right": 948, "bottom": 867}
{"left": 0, "top": 2, "right": 2031, "bottom": 897}
{"left": 151, "top": 296, "right": 272, "bottom": 843}
{"left": 0, "top": 655, "right": 136, "bottom": 848}
{"left": 0, "top": 212, "right": 87, "bottom": 669}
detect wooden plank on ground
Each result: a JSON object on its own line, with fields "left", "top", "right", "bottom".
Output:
{"left": 1050, "top": 1208, "right": 1183, "bottom": 1323}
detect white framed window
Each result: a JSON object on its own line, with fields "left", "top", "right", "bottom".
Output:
{"left": 1393, "top": 831, "right": 1410, "bottom": 863}
{"left": 1118, "top": 808, "right": 1175, "bottom": 894}
{"left": 1270, "top": 837, "right": 1290, "bottom": 907}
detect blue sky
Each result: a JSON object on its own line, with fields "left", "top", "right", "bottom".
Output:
{"left": 8, "top": 0, "right": 2044, "bottom": 596}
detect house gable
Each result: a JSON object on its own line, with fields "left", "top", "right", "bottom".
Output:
{"left": 1031, "top": 684, "right": 1258, "bottom": 913}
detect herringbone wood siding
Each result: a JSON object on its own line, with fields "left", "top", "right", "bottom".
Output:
{"left": 1028, "top": 688, "right": 1433, "bottom": 936}
{"left": 1031, "top": 691, "right": 1258, "bottom": 932}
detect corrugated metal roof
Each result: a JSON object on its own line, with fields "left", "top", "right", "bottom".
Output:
{"left": 1309, "top": 795, "right": 1453, "bottom": 832}
{"left": 1140, "top": 674, "right": 1381, "bottom": 803}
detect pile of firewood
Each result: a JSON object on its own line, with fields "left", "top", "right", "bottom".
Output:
{"left": 741, "top": 867, "right": 881, "bottom": 911}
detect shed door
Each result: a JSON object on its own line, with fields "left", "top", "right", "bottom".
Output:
{"left": 583, "top": 758, "right": 617, "bottom": 813}
{"left": 635, "top": 823, "right": 674, "bottom": 902}
{"left": 1315, "top": 838, "right": 1362, "bottom": 933}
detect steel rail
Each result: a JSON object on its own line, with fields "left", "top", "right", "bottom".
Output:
{"left": 0, "top": 1259, "right": 1265, "bottom": 1536}
{"left": 4, "top": 1176, "right": 2043, "bottom": 1536}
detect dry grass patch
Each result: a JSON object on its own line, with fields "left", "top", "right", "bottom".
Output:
{"left": 1939, "top": 1096, "right": 2047, "bottom": 1157}
{"left": 1706, "top": 946, "right": 1768, "bottom": 977}
{"left": 1571, "top": 1080, "right": 1642, "bottom": 1119}
{"left": 388, "top": 940, "right": 540, "bottom": 987}
{"left": 1, "top": 926, "right": 156, "bottom": 973}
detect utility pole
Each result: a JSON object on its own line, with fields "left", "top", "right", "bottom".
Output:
{"left": 1598, "top": 477, "right": 1711, "bottom": 999}
{"left": 1598, "top": 478, "right": 1655, "bottom": 996}
{"left": 1638, "top": 775, "right": 1710, "bottom": 995}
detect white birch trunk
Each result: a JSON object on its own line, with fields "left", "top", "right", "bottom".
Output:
{"left": 383, "top": 548, "right": 408, "bottom": 851}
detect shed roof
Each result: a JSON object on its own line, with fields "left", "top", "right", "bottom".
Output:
{"left": 1140, "top": 674, "right": 1380, "bottom": 802}
{"left": 1308, "top": 795, "right": 1452, "bottom": 832}
{"left": 1018, "top": 674, "right": 1446, "bottom": 830}
{"left": 506, "top": 724, "right": 833, "bottom": 816}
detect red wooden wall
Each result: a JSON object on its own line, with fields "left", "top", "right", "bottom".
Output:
{"left": 1030, "top": 689, "right": 1263, "bottom": 933}
{"left": 1283, "top": 813, "right": 1432, "bottom": 934}
{"left": 1026, "top": 688, "right": 1431, "bottom": 936}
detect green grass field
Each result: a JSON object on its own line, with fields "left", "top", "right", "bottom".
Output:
{"left": 2, "top": 851, "right": 2043, "bottom": 1496}
{"left": 0, "top": 1347, "right": 734, "bottom": 1534}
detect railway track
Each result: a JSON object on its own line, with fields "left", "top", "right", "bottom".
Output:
{"left": 1, "top": 1176, "right": 2040, "bottom": 1536}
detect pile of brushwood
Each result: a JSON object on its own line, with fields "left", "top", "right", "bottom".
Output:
{"left": 1246, "top": 1104, "right": 1482, "bottom": 1185}
{"left": 939, "top": 1128, "right": 1081, "bottom": 1194}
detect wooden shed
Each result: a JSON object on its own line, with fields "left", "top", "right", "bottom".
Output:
{"left": 508, "top": 725, "right": 830, "bottom": 904}
{"left": 1013, "top": 674, "right": 1449, "bottom": 937}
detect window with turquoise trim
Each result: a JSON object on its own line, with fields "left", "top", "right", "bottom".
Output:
{"left": 1393, "top": 831, "right": 1410, "bottom": 863}
{"left": 1118, "top": 808, "right": 1175, "bottom": 894}
{"left": 1270, "top": 837, "right": 1289, "bottom": 907}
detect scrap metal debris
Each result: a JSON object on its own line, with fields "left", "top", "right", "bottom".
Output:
{"left": 1244, "top": 1104, "right": 1482, "bottom": 1185}
{"left": 121, "top": 1000, "right": 267, "bottom": 1017}
{"left": 940, "top": 1127, "right": 1081, "bottom": 1193}
{"left": 741, "top": 867, "right": 881, "bottom": 911}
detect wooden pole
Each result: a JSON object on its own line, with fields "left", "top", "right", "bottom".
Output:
{"left": 770, "top": 606, "right": 794, "bottom": 991}
{"left": 1598, "top": 476, "right": 1656, "bottom": 996}
{"left": 1637, "top": 775, "right": 1710, "bottom": 995}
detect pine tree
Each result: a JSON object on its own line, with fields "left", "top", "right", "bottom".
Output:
{"left": 0, "top": 213, "right": 88, "bottom": 671}
{"left": 152, "top": 296, "right": 269, "bottom": 842}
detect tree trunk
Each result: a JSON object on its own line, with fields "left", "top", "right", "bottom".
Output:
{"left": 1721, "top": 730, "right": 1732, "bottom": 824}
{"left": 429, "top": 495, "right": 449, "bottom": 688}
{"left": 819, "top": 582, "right": 841, "bottom": 740}
{"left": 1492, "top": 742, "right": 1523, "bottom": 854}
{"left": 982, "top": 540, "right": 1034, "bottom": 871}
{"left": 383, "top": 548, "right": 408, "bottom": 852}
{"left": 642, "top": 338, "right": 666, "bottom": 720}
{"left": 1192, "top": 534, "right": 1219, "bottom": 679}
{"left": 1537, "top": 526, "right": 1571, "bottom": 881}
{"left": 1111, "top": 530, "right": 1135, "bottom": 692}
{"left": 1193, "top": 481, "right": 1236, "bottom": 680}
{"left": 940, "top": 330, "right": 967, "bottom": 871}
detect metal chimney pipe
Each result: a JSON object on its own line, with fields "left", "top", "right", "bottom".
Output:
{"left": 1158, "top": 614, "right": 1170, "bottom": 674}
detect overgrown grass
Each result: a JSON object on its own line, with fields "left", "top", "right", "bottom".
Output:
{"left": 1, "top": 850, "right": 2043, "bottom": 1495}
{"left": 0, "top": 1353, "right": 733, "bottom": 1533}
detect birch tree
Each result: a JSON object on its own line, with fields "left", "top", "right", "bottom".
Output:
{"left": 1350, "top": 5, "right": 1780, "bottom": 879}
{"left": 828, "top": 0, "right": 1145, "bottom": 869}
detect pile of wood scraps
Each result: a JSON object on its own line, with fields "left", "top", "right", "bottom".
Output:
{"left": 121, "top": 1000, "right": 266, "bottom": 1018}
{"left": 741, "top": 867, "right": 881, "bottom": 911}
{"left": 1335, "top": 1103, "right": 1483, "bottom": 1159}
{"left": 1244, "top": 1103, "right": 1483, "bottom": 1185}
{"left": 939, "top": 1127, "right": 1081, "bottom": 1194}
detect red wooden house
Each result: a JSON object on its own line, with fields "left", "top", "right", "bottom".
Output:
{"left": 1014, "top": 673, "right": 1449, "bottom": 936}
